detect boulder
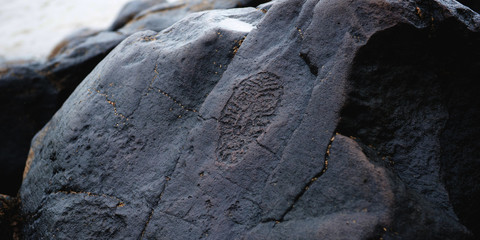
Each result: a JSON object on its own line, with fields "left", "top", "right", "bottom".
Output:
{"left": 20, "top": 0, "right": 480, "bottom": 239}
{"left": 0, "top": 0, "right": 269, "bottom": 196}
{"left": 21, "top": 6, "right": 266, "bottom": 239}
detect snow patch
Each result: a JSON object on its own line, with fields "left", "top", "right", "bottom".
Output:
{"left": 217, "top": 18, "right": 255, "bottom": 33}
{"left": 0, "top": 0, "right": 130, "bottom": 62}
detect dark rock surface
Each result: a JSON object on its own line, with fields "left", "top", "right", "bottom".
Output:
{"left": 0, "top": 0, "right": 267, "bottom": 196}
{"left": 0, "top": 66, "right": 57, "bottom": 196}
{"left": 0, "top": 194, "right": 21, "bottom": 239}
{"left": 338, "top": 17, "right": 480, "bottom": 238}
{"left": 19, "top": 0, "right": 480, "bottom": 239}
{"left": 0, "top": 31, "right": 125, "bottom": 196}
{"left": 21, "top": 7, "right": 266, "bottom": 239}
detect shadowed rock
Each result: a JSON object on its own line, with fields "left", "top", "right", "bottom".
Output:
{"left": 0, "top": 31, "right": 125, "bottom": 196}
{"left": 0, "top": 194, "right": 21, "bottom": 239}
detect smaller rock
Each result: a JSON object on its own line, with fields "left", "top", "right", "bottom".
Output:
{"left": 47, "top": 28, "right": 100, "bottom": 60}
{"left": 118, "top": 0, "right": 271, "bottom": 35}
{"left": 108, "top": 0, "right": 167, "bottom": 31}
{"left": 118, "top": 1, "right": 191, "bottom": 35}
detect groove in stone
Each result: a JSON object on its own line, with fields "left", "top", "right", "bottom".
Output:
{"left": 271, "top": 133, "right": 336, "bottom": 224}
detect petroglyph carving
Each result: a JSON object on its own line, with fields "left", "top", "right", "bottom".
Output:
{"left": 217, "top": 72, "right": 283, "bottom": 164}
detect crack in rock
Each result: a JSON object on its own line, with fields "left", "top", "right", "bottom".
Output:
{"left": 271, "top": 133, "right": 336, "bottom": 224}
{"left": 139, "top": 156, "right": 180, "bottom": 239}
{"left": 54, "top": 190, "right": 125, "bottom": 207}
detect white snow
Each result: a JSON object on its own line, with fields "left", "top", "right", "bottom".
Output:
{"left": 217, "top": 18, "right": 255, "bottom": 33}
{"left": 0, "top": 0, "right": 131, "bottom": 63}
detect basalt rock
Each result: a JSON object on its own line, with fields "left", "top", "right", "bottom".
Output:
{"left": 20, "top": 6, "right": 266, "bottom": 239}
{"left": 20, "top": 0, "right": 480, "bottom": 239}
